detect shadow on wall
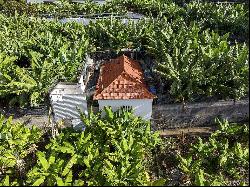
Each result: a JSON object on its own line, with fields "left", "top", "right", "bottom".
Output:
{"left": 133, "top": 104, "right": 152, "bottom": 120}
{"left": 98, "top": 99, "right": 153, "bottom": 120}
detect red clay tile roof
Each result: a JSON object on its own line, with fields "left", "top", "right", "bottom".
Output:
{"left": 93, "top": 55, "right": 157, "bottom": 100}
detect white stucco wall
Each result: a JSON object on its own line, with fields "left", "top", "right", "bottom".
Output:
{"left": 98, "top": 99, "right": 153, "bottom": 120}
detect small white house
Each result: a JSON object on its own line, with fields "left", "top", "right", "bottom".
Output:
{"left": 93, "top": 55, "right": 156, "bottom": 120}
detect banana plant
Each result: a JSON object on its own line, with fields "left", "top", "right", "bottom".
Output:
{"left": 26, "top": 151, "right": 77, "bottom": 186}
{"left": 178, "top": 120, "right": 249, "bottom": 185}
{"left": 194, "top": 169, "right": 225, "bottom": 186}
{"left": 0, "top": 115, "right": 42, "bottom": 185}
{"left": 25, "top": 108, "right": 160, "bottom": 186}
{"left": 0, "top": 175, "right": 19, "bottom": 186}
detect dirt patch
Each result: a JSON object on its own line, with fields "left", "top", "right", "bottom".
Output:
{"left": 0, "top": 105, "right": 49, "bottom": 129}
{"left": 160, "top": 126, "right": 218, "bottom": 137}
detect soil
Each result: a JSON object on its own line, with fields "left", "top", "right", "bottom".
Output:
{"left": 160, "top": 126, "right": 218, "bottom": 137}
{"left": 0, "top": 104, "right": 50, "bottom": 128}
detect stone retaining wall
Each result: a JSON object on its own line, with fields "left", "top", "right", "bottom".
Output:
{"left": 2, "top": 99, "right": 248, "bottom": 130}
{"left": 151, "top": 99, "right": 249, "bottom": 131}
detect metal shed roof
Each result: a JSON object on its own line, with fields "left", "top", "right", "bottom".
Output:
{"left": 50, "top": 82, "right": 84, "bottom": 95}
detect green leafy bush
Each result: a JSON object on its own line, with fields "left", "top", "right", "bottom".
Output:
{"left": 0, "top": 112, "right": 248, "bottom": 186}
{"left": 177, "top": 119, "right": 249, "bottom": 185}
{"left": 0, "top": 13, "right": 90, "bottom": 106}
{"left": 0, "top": 115, "right": 43, "bottom": 185}
{"left": 148, "top": 22, "right": 249, "bottom": 103}
{"left": 26, "top": 107, "right": 161, "bottom": 186}
{"left": 0, "top": 6, "right": 249, "bottom": 106}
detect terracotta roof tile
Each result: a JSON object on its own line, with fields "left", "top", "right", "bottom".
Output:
{"left": 93, "top": 55, "right": 157, "bottom": 100}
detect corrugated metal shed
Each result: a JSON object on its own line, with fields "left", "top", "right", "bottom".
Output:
{"left": 50, "top": 82, "right": 87, "bottom": 129}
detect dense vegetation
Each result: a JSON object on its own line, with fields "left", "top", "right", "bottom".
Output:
{"left": 1, "top": 0, "right": 248, "bottom": 41}
{"left": 0, "top": 109, "right": 248, "bottom": 186}
{"left": 0, "top": 14, "right": 90, "bottom": 106}
{"left": 0, "top": 1, "right": 248, "bottom": 186}
{"left": 0, "top": 108, "right": 161, "bottom": 186}
{"left": 0, "top": 0, "right": 249, "bottom": 107}
{"left": 150, "top": 119, "right": 249, "bottom": 186}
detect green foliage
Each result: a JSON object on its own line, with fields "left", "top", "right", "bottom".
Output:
{"left": 26, "top": 151, "right": 77, "bottom": 186}
{"left": 148, "top": 178, "right": 166, "bottom": 186}
{"left": 0, "top": 0, "right": 248, "bottom": 41}
{"left": 212, "top": 118, "right": 249, "bottom": 139}
{"left": 0, "top": 113, "right": 249, "bottom": 185}
{"left": 148, "top": 22, "right": 249, "bottom": 102}
{"left": 0, "top": 2, "right": 249, "bottom": 185}
{"left": 0, "top": 13, "right": 90, "bottom": 106}
{"left": 0, "top": 114, "right": 43, "bottom": 185}
{"left": 177, "top": 119, "right": 249, "bottom": 185}
{"left": 80, "top": 107, "right": 161, "bottom": 185}
{"left": 0, "top": 0, "right": 127, "bottom": 18}
{"left": 112, "top": 0, "right": 249, "bottom": 40}
{"left": 185, "top": 1, "right": 249, "bottom": 37}
{"left": 25, "top": 107, "right": 161, "bottom": 186}
{"left": 0, "top": 0, "right": 249, "bottom": 106}
{"left": 86, "top": 16, "right": 249, "bottom": 103}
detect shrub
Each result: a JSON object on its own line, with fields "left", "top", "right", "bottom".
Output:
{"left": 26, "top": 107, "right": 161, "bottom": 186}
{"left": 0, "top": 115, "right": 43, "bottom": 185}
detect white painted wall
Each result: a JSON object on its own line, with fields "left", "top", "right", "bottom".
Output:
{"left": 98, "top": 99, "right": 153, "bottom": 120}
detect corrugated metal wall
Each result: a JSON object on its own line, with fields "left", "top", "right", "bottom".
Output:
{"left": 51, "top": 94, "right": 87, "bottom": 129}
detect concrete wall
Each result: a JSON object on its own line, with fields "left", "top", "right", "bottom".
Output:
{"left": 151, "top": 99, "right": 249, "bottom": 131}
{"left": 98, "top": 99, "right": 153, "bottom": 120}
